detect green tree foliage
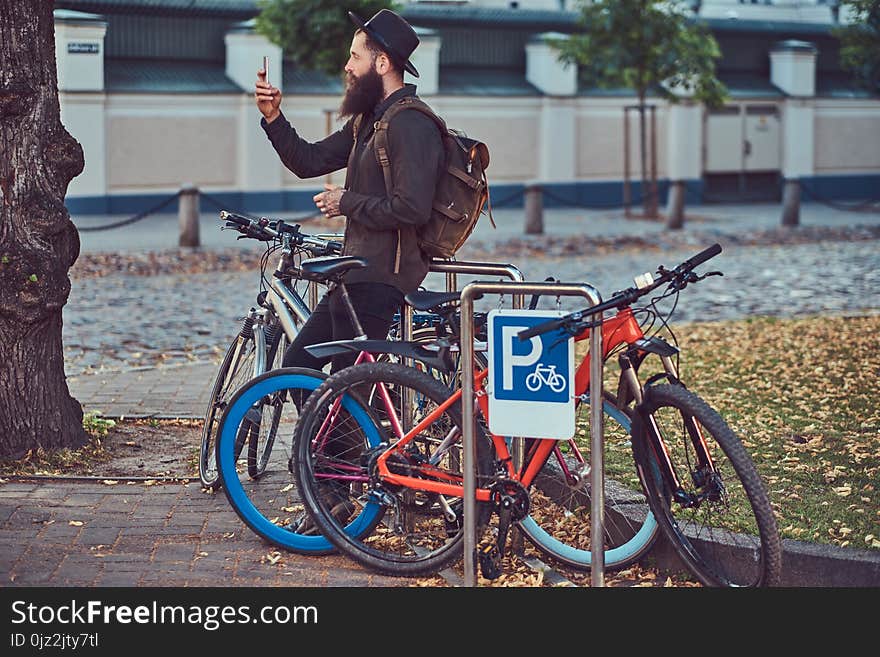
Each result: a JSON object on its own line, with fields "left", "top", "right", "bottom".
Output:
{"left": 551, "top": 0, "right": 727, "bottom": 108}
{"left": 255, "top": 0, "right": 399, "bottom": 77}
{"left": 835, "top": 0, "right": 880, "bottom": 92}
{"left": 550, "top": 1, "right": 727, "bottom": 218}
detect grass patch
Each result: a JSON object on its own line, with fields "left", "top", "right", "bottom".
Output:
{"left": 0, "top": 412, "right": 117, "bottom": 476}
{"left": 0, "top": 415, "right": 201, "bottom": 478}
{"left": 578, "top": 313, "right": 880, "bottom": 552}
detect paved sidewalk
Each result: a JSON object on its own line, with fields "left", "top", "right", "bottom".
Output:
{"left": 0, "top": 479, "right": 411, "bottom": 587}
{"left": 69, "top": 362, "right": 216, "bottom": 419}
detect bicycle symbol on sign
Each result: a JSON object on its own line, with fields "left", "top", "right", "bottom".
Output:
{"left": 525, "top": 363, "right": 566, "bottom": 393}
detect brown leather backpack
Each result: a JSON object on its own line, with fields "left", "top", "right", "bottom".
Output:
{"left": 354, "top": 96, "right": 494, "bottom": 264}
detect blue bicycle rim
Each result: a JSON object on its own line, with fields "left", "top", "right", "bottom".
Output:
{"left": 517, "top": 399, "right": 658, "bottom": 568}
{"left": 218, "top": 372, "right": 382, "bottom": 553}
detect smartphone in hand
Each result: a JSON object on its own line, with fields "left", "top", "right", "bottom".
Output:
{"left": 263, "top": 56, "right": 269, "bottom": 84}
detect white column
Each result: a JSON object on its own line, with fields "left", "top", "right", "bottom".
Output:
{"left": 666, "top": 101, "right": 702, "bottom": 182}
{"left": 526, "top": 33, "right": 577, "bottom": 182}
{"left": 770, "top": 40, "right": 817, "bottom": 225}
{"left": 537, "top": 99, "right": 577, "bottom": 181}
{"left": 54, "top": 9, "right": 106, "bottom": 92}
{"left": 770, "top": 40, "right": 818, "bottom": 99}
{"left": 225, "top": 20, "right": 283, "bottom": 92}
{"left": 525, "top": 32, "right": 577, "bottom": 97}
{"left": 781, "top": 100, "right": 815, "bottom": 178}
{"left": 54, "top": 10, "right": 107, "bottom": 202}
{"left": 410, "top": 28, "right": 441, "bottom": 96}
{"left": 770, "top": 40, "right": 817, "bottom": 179}
{"left": 226, "top": 20, "right": 284, "bottom": 196}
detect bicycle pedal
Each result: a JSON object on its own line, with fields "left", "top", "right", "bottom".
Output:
{"left": 478, "top": 543, "right": 503, "bottom": 580}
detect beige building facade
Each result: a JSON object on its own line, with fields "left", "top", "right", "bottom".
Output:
{"left": 53, "top": 2, "right": 879, "bottom": 215}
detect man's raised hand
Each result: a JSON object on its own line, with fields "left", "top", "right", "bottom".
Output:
{"left": 255, "top": 68, "right": 282, "bottom": 123}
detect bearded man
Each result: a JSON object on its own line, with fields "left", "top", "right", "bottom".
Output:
{"left": 254, "top": 9, "right": 443, "bottom": 374}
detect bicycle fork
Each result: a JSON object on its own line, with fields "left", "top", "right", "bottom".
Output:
{"left": 623, "top": 347, "right": 720, "bottom": 508}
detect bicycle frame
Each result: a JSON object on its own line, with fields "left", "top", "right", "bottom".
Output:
{"left": 322, "top": 304, "right": 716, "bottom": 507}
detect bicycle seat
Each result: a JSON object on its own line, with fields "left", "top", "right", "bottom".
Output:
{"left": 299, "top": 256, "right": 367, "bottom": 282}
{"left": 405, "top": 290, "right": 461, "bottom": 311}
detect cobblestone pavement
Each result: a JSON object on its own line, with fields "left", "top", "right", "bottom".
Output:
{"left": 64, "top": 202, "right": 880, "bottom": 376}
{"left": 0, "top": 480, "right": 411, "bottom": 587}
{"left": 63, "top": 237, "right": 880, "bottom": 376}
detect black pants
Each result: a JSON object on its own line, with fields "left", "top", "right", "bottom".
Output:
{"left": 282, "top": 281, "right": 404, "bottom": 373}
{"left": 281, "top": 282, "right": 403, "bottom": 491}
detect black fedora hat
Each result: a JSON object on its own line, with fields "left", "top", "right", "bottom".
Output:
{"left": 348, "top": 9, "right": 420, "bottom": 78}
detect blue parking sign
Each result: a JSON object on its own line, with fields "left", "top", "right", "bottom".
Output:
{"left": 486, "top": 309, "right": 575, "bottom": 439}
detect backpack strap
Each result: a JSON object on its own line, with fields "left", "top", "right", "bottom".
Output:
{"left": 349, "top": 114, "right": 363, "bottom": 167}
{"left": 483, "top": 169, "right": 496, "bottom": 229}
{"left": 372, "top": 96, "right": 446, "bottom": 196}
{"left": 371, "top": 97, "right": 447, "bottom": 272}
{"left": 370, "top": 97, "right": 496, "bottom": 264}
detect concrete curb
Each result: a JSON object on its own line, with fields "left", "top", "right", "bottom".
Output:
{"left": 643, "top": 525, "right": 880, "bottom": 587}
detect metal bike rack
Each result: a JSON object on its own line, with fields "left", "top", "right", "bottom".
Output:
{"left": 399, "top": 260, "right": 527, "bottom": 500}
{"left": 398, "top": 258, "right": 526, "bottom": 343}
{"left": 459, "top": 280, "right": 606, "bottom": 588}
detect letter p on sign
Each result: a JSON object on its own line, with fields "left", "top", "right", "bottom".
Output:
{"left": 500, "top": 326, "right": 541, "bottom": 391}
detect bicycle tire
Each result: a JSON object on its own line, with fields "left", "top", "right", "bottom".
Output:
{"left": 217, "top": 366, "right": 386, "bottom": 554}
{"left": 631, "top": 383, "right": 782, "bottom": 587}
{"left": 246, "top": 321, "right": 440, "bottom": 481}
{"left": 199, "top": 329, "right": 261, "bottom": 489}
{"left": 293, "top": 361, "right": 495, "bottom": 577}
{"left": 516, "top": 392, "right": 659, "bottom": 571}
{"left": 247, "top": 325, "right": 288, "bottom": 479}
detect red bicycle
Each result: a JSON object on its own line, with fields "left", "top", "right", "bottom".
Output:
{"left": 290, "top": 244, "right": 783, "bottom": 586}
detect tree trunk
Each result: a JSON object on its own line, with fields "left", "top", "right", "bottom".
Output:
{"left": 0, "top": 0, "right": 89, "bottom": 458}
{"left": 637, "top": 91, "right": 651, "bottom": 219}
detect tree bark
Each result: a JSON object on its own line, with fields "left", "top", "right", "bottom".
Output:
{"left": 0, "top": 0, "right": 89, "bottom": 458}
{"left": 638, "top": 96, "right": 649, "bottom": 218}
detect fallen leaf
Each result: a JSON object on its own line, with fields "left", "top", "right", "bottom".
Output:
{"left": 101, "top": 480, "right": 119, "bottom": 486}
{"left": 69, "top": 520, "right": 84, "bottom": 527}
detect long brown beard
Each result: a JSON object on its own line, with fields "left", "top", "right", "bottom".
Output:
{"left": 337, "top": 66, "right": 385, "bottom": 122}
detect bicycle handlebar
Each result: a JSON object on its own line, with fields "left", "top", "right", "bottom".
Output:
{"left": 219, "top": 210, "right": 342, "bottom": 255}
{"left": 681, "top": 242, "right": 721, "bottom": 271}
{"left": 516, "top": 243, "right": 723, "bottom": 341}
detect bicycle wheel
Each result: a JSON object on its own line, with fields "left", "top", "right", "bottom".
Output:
{"left": 293, "top": 361, "right": 495, "bottom": 577}
{"left": 516, "top": 392, "right": 659, "bottom": 571}
{"left": 217, "top": 367, "right": 386, "bottom": 554}
{"left": 199, "top": 322, "right": 261, "bottom": 489}
{"left": 631, "top": 383, "right": 782, "bottom": 587}
{"left": 247, "top": 324, "right": 289, "bottom": 479}
{"left": 244, "top": 318, "right": 435, "bottom": 481}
